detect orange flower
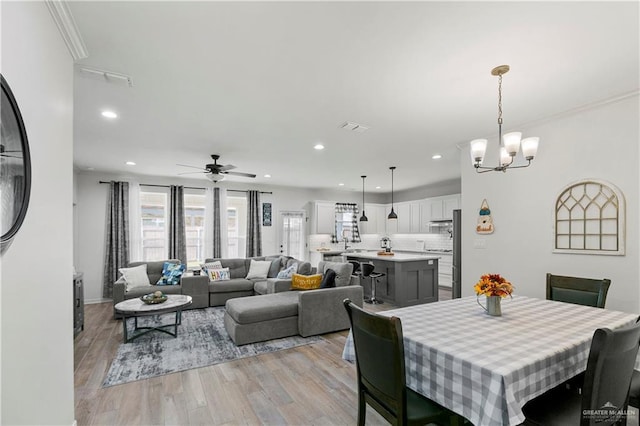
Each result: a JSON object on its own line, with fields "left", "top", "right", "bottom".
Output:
{"left": 474, "top": 274, "right": 514, "bottom": 298}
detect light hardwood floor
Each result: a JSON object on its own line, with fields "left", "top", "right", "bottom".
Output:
{"left": 74, "top": 290, "right": 453, "bottom": 425}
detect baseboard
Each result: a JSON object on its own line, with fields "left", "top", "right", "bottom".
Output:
{"left": 85, "top": 298, "right": 111, "bottom": 305}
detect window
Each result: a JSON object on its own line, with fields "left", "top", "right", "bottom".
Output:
{"left": 140, "top": 191, "right": 168, "bottom": 261}
{"left": 184, "top": 193, "right": 206, "bottom": 267}
{"left": 227, "top": 196, "right": 247, "bottom": 258}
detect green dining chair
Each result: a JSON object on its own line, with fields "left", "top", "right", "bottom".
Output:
{"left": 343, "top": 299, "right": 461, "bottom": 426}
{"left": 522, "top": 320, "right": 640, "bottom": 425}
{"left": 546, "top": 273, "right": 611, "bottom": 308}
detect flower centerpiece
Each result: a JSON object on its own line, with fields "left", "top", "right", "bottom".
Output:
{"left": 474, "top": 274, "right": 513, "bottom": 316}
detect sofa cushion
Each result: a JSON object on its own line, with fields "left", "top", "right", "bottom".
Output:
{"left": 246, "top": 259, "right": 272, "bottom": 279}
{"left": 265, "top": 256, "right": 284, "bottom": 278}
{"left": 208, "top": 278, "right": 255, "bottom": 293}
{"left": 287, "top": 259, "right": 312, "bottom": 275}
{"left": 317, "top": 261, "right": 353, "bottom": 287}
{"left": 225, "top": 292, "right": 299, "bottom": 324}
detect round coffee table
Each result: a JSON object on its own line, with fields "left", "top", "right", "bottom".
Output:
{"left": 114, "top": 294, "right": 192, "bottom": 343}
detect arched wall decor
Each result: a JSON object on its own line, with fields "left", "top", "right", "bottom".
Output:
{"left": 553, "top": 179, "right": 625, "bottom": 255}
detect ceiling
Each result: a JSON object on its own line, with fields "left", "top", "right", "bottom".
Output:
{"left": 70, "top": 1, "right": 639, "bottom": 193}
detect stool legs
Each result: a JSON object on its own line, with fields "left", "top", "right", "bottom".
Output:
{"left": 369, "top": 277, "right": 383, "bottom": 305}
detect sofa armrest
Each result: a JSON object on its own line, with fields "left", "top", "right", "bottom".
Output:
{"left": 297, "top": 285, "right": 364, "bottom": 337}
{"left": 180, "top": 275, "right": 210, "bottom": 309}
{"left": 265, "top": 278, "right": 292, "bottom": 293}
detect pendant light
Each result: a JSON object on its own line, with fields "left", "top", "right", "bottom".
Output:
{"left": 359, "top": 175, "right": 368, "bottom": 222}
{"left": 470, "top": 65, "right": 540, "bottom": 173}
{"left": 388, "top": 166, "right": 397, "bottom": 220}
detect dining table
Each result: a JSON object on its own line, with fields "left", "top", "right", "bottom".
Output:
{"left": 342, "top": 295, "right": 639, "bottom": 426}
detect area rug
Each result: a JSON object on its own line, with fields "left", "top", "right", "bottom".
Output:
{"left": 103, "top": 306, "right": 323, "bottom": 387}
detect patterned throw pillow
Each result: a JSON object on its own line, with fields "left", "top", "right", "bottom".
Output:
{"left": 276, "top": 264, "right": 298, "bottom": 279}
{"left": 201, "top": 261, "right": 222, "bottom": 274}
{"left": 208, "top": 267, "right": 230, "bottom": 282}
{"left": 291, "top": 273, "right": 323, "bottom": 290}
{"left": 156, "top": 262, "right": 186, "bottom": 286}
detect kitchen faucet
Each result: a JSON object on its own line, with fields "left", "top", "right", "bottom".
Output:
{"left": 344, "top": 239, "right": 350, "bottom": 250}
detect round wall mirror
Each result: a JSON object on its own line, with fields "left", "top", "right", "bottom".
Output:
{"left": 1, "top": 74, "right": 31, "bottom": 254}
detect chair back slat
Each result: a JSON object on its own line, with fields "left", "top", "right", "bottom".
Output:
{"left": 546, "top": 273, "right": 611, "bottom": 308}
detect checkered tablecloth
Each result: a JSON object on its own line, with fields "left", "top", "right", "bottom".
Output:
{"left": 342, "top": 295, "right": 639, "bottom": 426}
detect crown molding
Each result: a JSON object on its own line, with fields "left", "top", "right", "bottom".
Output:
{"left": 45, "top": 0, "right": 88, "bottom": 61}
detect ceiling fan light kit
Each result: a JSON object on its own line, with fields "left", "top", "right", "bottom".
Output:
{"left": 470, "top": 65, "right": 540, "bottom": 174}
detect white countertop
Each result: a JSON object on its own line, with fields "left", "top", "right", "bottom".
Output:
{"left": 342, "top": 251, "right": 440, "bottom": 262}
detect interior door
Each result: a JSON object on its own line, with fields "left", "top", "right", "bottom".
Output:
{"left": 278, "top": 210, "right": 306, "bottom": 260}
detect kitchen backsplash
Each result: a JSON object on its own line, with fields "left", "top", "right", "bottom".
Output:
{"left": 308, "top": 233, "right": 452, "bottom": 252}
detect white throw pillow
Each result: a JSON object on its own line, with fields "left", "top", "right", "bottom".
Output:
{"left": 245, "top": 260, "right": 271, "bottom": 280}
{"left": 119, "top": 264, "right": 151, "bottom": 292}
{"left": 202, "top": 261, "right": 222, "bottom": 272}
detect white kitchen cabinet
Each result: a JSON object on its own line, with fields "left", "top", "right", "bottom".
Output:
{"left": 361, "top": 203, "right": 387, "bottom": 234}
{"left": 428, "top": 194, "right": 461, "bottom": 221}
{"left": 395, "top": 202, "right": 411, "bottom": 233}
{"left": 438, "top": 253, "right": 453, "bottom": 288}
{"left": 419, "top": 200, "right": 431, "bottom": 233}
{"left": 308, "top": 201, "right": 335, "bottom": 234}
{"left": 410, "top": 202, "right": 421, "bottom": 233}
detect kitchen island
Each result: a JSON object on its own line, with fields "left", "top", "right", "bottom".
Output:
{"left": 345, "top": 252, "right": 439, "bottom": 307}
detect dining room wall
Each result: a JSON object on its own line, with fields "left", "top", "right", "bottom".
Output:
{"left": 460, "top": 93, "right": 639, "bottom": 313}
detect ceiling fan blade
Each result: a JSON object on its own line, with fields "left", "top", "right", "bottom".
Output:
{"left": 177, "top": 171, "right": 207, "bottom": 175}
{"left": 176, "top": 163, "right": 206, "bottom": 170}
{"left": 217, "top": 164, "right": 236, "bottom": 171}
{"left": 222, "top": 171, "right": 257, "bottom": 178}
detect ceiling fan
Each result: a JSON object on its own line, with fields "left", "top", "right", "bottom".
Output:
{"left": 177, "top": 154, "right": 256, "bottom": 182}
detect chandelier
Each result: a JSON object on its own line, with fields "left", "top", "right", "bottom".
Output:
{"left": 470, "top": 65, "right": 539, "bottom": 173}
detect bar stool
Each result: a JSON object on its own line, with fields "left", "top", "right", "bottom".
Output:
{"left": 360, "top": 263, "right": 385, "bottom": 305}
{"left": 348, "top": 260, "right": 361, "bottom": 277}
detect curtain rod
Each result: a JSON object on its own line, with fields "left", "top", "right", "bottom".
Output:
{"left": 98, "top": 181, "right": 272, "bottom": 194}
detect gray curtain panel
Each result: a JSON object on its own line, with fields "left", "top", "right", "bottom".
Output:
{"left": 213, "top": 187, "right": 222, "bottom": 258}
{"left": 103, "top": 181, "right": 130, "bottom": 299}
{"left": 169, "top": 185, "right": 187, "bottom": 264}
{"left": 246, "top": 190, "right": 262, "bottom": 257}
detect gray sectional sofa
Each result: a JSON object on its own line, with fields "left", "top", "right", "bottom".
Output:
{"left": 112, "top": 259, "right": 209, "bottom": 318}
{"left": 204, "top": 255, "right": 312, "bottom": 306}
{"left": 223, "top": 260, "right": 364, "bottom": 345}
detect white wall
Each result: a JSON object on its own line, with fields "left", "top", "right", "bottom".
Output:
{"left": 74, "top": 171, "right": 388, "bottom": 303}
{"left": 1, "top": 2, "right": 75, "bottom": 424}
{"left": 460, "top": 94, "right": 639, "bottom": 313}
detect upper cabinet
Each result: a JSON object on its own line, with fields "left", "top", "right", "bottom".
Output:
{"left": 308, "top": 201, "right": 335, "bottom": 234}
{"left": 361, "top": 203, "right": 387, "bottom": 234}
{"left": 428, "top": 194, "right": 461, "bottom": 221}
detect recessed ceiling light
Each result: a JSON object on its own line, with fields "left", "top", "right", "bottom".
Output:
{"left": 86, "top": 167, "right": 95, "bottom": 171}
{"left": 314, "top": 144, "right": 325, "bottom": 150}
{"left": 432, "top": 154, "right": 442, "bottom": 160}
{"left": 338, "top": 183, "right": 345, "bottom": 186}
{"left": 376, "top": 186, "right": 382, "bottom": 189}
{"left": 264, "top": 174, "right": 271, "bottom": 178}
{"left": 101, "top": 110, "right": 118, "bottom": 119}
{"left": 125, "top": 161, "right": 136, "bottom": 166}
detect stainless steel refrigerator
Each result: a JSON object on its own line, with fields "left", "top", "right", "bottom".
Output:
{"left": 452, "top": 209, "right": 462, "bottom": 298}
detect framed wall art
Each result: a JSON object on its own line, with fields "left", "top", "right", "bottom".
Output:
{"left": 262, "top": 202, "right": 272, "bottom": 226}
